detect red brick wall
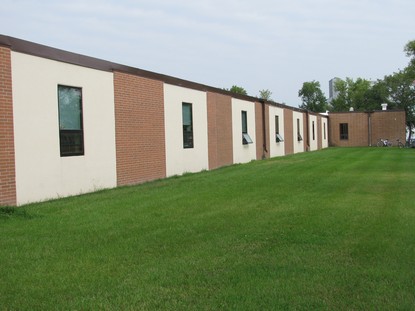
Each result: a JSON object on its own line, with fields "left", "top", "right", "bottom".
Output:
{"left": 114, "top": 72, "right": 166, "bottom": 185}
{"left": 303, "top": 113, "right": 308, "bottom": 151}
{"left": 0, "top": 46, "right": 16, "bottom": 206}
{"left": 329, "top": 111, "right": 406, "bottom": 147}
{"left": 284, "top": 109, "right": 294, "bottom": 155}
{"left": 329, "top": 112, "right": 369, "bottom": 147}
{"left": 264, "top": 104, "right": 270, "bottom": 158}
{"left": 207, "top": 92, "right": 233, "bottom": 169}
{"left": 370, "top": 111, "right": 406, "bottom": 146}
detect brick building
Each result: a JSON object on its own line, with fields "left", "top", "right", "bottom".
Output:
{"left": 329, "top": 110, "right": 406, "bottom": 147}
{"left": 0, "top": 35, "right": 404, "bottom": 206}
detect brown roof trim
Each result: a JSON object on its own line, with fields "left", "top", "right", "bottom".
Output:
{"left": 0, "top": 34, "right": 306, "bottom": 111}
{"left": 0, "top": 34, "right": 116, "bottom": 72}
{"left": 265, "top": 101, "right": 305, "bottom": 113}
{"left": 328, "top": 109, "right": 405, "bottom": 114}
{"left": 307, "top": 111, "right": 328, "bottom": 117}
{"left": 371, "top": 109, "right": 406, "bottom": 113}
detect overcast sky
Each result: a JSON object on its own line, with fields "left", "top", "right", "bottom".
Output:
{"left": 1, "top": 0, "right": 414, "bottom": 107}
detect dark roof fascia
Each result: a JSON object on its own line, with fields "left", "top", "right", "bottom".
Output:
{"left": 265, "top": 100, "right": 306, "bottom": 113}
{"left": 111, "top": 62, "right": 260, "bottom": 101}
{"left": 329, "top": 109, "right": 405, "bottom": 115}
{"left": 303, "top": 110, "right": 329, "bottom": 117}
{"left": 0, "top": 34, "right": 115, "bottom": 72}
{"left": 2, "top": 35, "right": 324, "bottom": 115}
{"left": 0, "top": 34, "right": 265, "bottom": 103}
{"left": 369, "top": 109, "right": 406, "bottom": 113}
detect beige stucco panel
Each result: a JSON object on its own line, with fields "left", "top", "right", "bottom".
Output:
{"left": 164, "top": 84, "right": 209, "bottom": 177}
{"left": 232, "top": 98, "right": 257, "bottom": 164}
{"left": 293, "top": 111, "right": 305, "bottom": 154}
{"left": 309, "top": 114, "right": 318, "bottom": 151}
{"left": 321, "top": 117, "right": 329, "bottom": 148}
{"left": 269, "top": 106, "right": 285, "bottom": 157}
{"left": 11, "top": 52, "right": 117, "bottom": 205}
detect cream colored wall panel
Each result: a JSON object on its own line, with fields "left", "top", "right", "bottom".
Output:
{"left": 232, "top": 98, "right": 256, "bottom": 164}
{"left": 321, "top": 117, "right": 329, "bottom": 148}
{"left": 309, "top": 114, "right": 318, "bottom": 151}
{"left": 164, "top": 84, "right": 208, "bottom": 177}
{"left": 293, "top": 111, "right": 305, "bottom": 154}
{"left": 11, "top": 52, "right": 117, "bottom": 205}
{"left": 269, "top": 106, "right": 285, "bottom": 157}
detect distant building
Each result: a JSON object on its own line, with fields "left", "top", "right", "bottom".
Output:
{"left": 329, "top": 77, "right": 341, "bottom": 102}
{"left": 328, "top": 106, "right": 406, "bottom": 147}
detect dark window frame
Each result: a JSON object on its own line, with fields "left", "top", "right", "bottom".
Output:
{"left": 58, "top": 85, "right": 84, "bottom": 157}
{"left": 340, "top": 123, "right": 349, "bottom": 140}
{"left": 241, "top": 110, "right": 247, "bottom": 134}
{"left": 241, "top": 110, "right": 253, "bottom": 144}
{"left": 297, "top": 118, "right": 303, "bottom": 141}
{"left": 275, "top": 115, "right": 284, "bottom": 142}
{"left": 182, "top": 102, "right": 194, "bottom": 149}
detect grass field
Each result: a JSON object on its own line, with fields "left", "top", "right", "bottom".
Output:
{"left": 1, "top": 147, "right": 415, "bottom": 310}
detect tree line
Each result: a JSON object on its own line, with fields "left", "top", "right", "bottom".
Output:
{"left": 224, "top": 40, "right": 414, "bottom": 141}
{"left": 298, "top": 40, "right": 415, "bottom": 141}
{"left": 224, "top": 86, "right": 273, "bottom": 101}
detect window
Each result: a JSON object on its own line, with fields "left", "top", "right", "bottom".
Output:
{"left": 312, "top": 121, "right": 315, "bottom": 140}
{"left": 340, "top": 123, "right": 348, "bottom": 140}
{"left": 297, "top": 118, "right": 303, "bottom": 141}
{"left": 275, "top": 115, "right": 284, "bottom": 142}
{"left": 242, "top": 111, "right": 248, "bottom": 134}
{"left": 323, "top": 122, "right": 326, "bottom": 140}
{"left": 182, "top": 103, "right": 193, "bottom": 148}
{"left": 241, "top": 111, "right": 253, "bottom": 144}
{"left": 58, "top": 85, "right": 84, "bottom": 156}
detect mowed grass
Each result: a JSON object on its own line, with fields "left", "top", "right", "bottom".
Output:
{"left": 1, "top": 148, "right": 415, "bottom": 310}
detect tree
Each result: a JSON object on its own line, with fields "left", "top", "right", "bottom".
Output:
{"left": 363, "top": 80, "right": 389, "bottom": 111}
{"left": 259, "top": 89, "right": 272, "bottom": 101}
{"left": 329, "top": 79, "right": 348, "bottom": 112}
{"left": 379, "top": 40, "right": 415, "bottom": 143}
{"left": 329, "top": 78, "right": 374, "bottom": 112}
{"left": 298, "top": 81, "right": 328, "bottom": 112}
{"left": 404, "top": 39, "right": 415, "bottom": 67}
{"left": 227, "top": 85, "right": 248, "bottom": 96}
{"left": 383, "top": 67, "right": 415, "bottom": 142}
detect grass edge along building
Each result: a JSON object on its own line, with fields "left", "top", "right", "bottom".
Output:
{"left": 0, "top": 35, "right": 405, "bottom": 206}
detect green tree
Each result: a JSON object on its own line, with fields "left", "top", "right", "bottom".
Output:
{"left": 383, "top": 68, "right": 415, "bottom": 142}
{"left": 300, "top": 39, "right": 415, "bottom": 142}
{"left": 329, "top": 79, "right": 348, "bottom": 112}
{"left": 259, "top": 89, "right": 272, "bottom": 101}
{"left": 298, "top": 81, "right": 328, "bottom": 112}
{"left": 227, "top": 85, "right": 248, "bottom": 96}
{"left": 404, "top": 39, "right": 415, "bottom": 68}
{"left": 380, "top": 40, "right": 415, "bottom": 142}
{"left": 363, "top": 80, "right": 389, "bottom": 111}
{"left": 330, "top": 78, "right": 373, "bottom": 112}
{"left": 349, "top": 78, "right": 374, "bottom": 110}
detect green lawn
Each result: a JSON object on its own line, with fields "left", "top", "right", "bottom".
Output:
{"left": 1, "top": 148, "right": 415, "bottom": 310}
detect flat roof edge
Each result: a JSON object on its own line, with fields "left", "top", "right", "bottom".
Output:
{"left": 0, "top": 34, "right": 305, "bottom": 110}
